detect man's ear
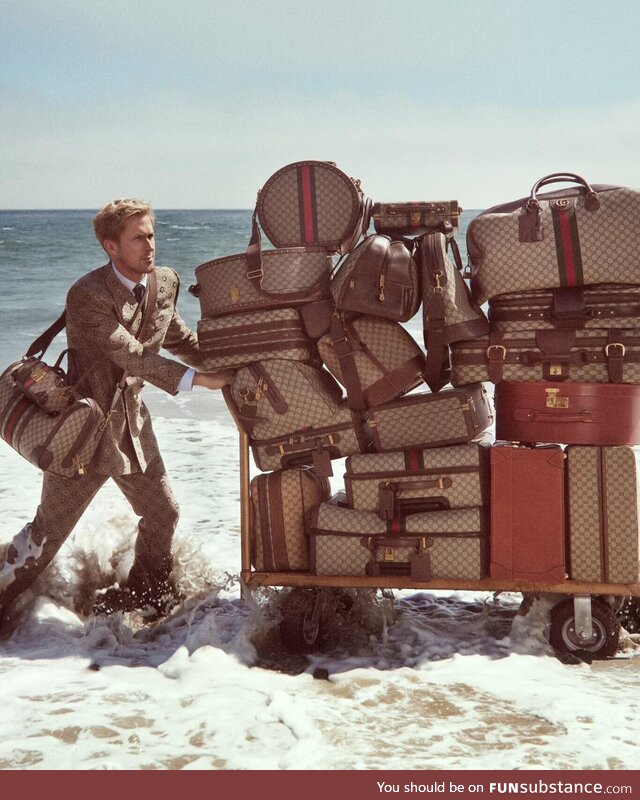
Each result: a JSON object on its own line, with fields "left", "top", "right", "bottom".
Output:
{"left": 103, "top": 238, "right": 118, "bottom": 258}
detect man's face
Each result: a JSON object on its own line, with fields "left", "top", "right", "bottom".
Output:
{"left": 104, "top": 213, "right": 155, "bottom": 282}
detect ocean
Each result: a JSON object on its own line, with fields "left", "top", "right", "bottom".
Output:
{"left": 0, "top": 209, "right": 639, "bottom": 772}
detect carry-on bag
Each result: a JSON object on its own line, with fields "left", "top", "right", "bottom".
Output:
{"left": 227, "top": 359, "right": 344, "bottom": 440}
{"left": 372, "top": 201, "right": 462, "bottom": 237}
{"left": 189, "top": 245, "right": 332, "bottom": 319}
{"left": 197, "top": 308, "right": 317, "bottom": 371}
{"left": 365, "top": 383, "right": 492, "bottom": 453}
{"left": 250, "top": 467, "right": 330, "bottom": 572}
{"left": 344, "top": 440, "right": 490, "bottom": 518}
{"left": 467, "top": 172, "right": 640, "bottom": 304}
{"left": 418, "top": 231, "right": 489, "bottom": 391}
{"left": 450, "top": 328, "right": 640, "bottom": 386}
{"left": 566, "top": 446, "right": 640, "bottom": 583}
{"left": 317, "top": 314, "right": 425, "bottom": 409}
{"left": 329, "top": 234, "right": 421, "bottom": 322}
{"left": 308, "top": 503, "right": 488, "bottom": 579}
{"left": 494, "top": 381, "right": 640, "bottom": 445}
{"left": 490, "top": 445, "right": 566, "bottom": 582}
{"left": 256, "top": 160, "right": 370, "bottom": 253}
{"left": 248, "top": 404, "right": 370, "bottom": 476}
{"left": 488, "top": 284, "right": 640, "bottom": 333}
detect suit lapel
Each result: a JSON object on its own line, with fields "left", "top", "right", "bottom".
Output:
{"left": 102, "top": 263, "right": 142, "bottom": 328}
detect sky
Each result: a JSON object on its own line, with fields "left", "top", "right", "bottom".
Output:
{"left": 1, "top": 0, "right": 639, "bottom": 209}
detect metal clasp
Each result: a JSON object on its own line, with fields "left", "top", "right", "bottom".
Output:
{"left": 485, "top": 344, "right": 506, "bottom": 360}
{"left": 383, "top": 547, "right": 395, "bottom": 562}
{"left": 433, "top": 271, "right": 444, "bottom": 293}
{"left": 30, "top": 367, "right": 47, "bottom": 382}
{"left": 545, "top": 388, "right": 569, "bottom": 408}
{"left": 605, "top": 343, "right": 626, "bottom": 357}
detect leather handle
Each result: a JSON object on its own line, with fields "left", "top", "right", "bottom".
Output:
{"left": 528, "top": 410, "right": 593, "bottom": 423}
{"left": 528, "top": 172, "right": 600, "bottom": 211}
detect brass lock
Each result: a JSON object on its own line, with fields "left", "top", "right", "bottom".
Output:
{"left": 383, "top": 547, "right": 395, "bottom": 562}
{"left": 545, "top": 388, "right": 569, "bottom": 408}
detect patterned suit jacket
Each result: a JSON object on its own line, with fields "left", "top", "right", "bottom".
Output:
{"left": 65, "top": 264, "right": 204, "bottom": 475}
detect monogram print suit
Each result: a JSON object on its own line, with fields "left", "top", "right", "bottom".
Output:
{"left": 0, "top": 264, "right": 204, "bottom": 609}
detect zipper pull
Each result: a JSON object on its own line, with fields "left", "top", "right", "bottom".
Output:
{"left": 74, "top": 456, "right": 85, "bottom": 475}
{"left": 378, "top": 273, "right": 385, "bottom": 302}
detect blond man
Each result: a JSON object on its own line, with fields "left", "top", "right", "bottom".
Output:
{"left": 0, "top": 199, "right": 232, "bottom": 624}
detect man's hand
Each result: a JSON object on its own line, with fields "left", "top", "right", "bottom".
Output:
{"left": 193, "top": 369, "right": 235, "bottom": 390}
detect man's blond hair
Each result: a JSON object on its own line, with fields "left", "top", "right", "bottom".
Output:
{"left": 93, "top": 198, "right": 155, "bottom": 247}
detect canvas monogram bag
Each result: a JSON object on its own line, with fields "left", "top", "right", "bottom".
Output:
{"left": 0, "top": 272, "right": 157, "bottom": 478}
{"left": 467, "top": 172, "right": 640, "bottom": 304}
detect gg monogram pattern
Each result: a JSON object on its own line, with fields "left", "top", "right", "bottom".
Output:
{"left": 567, "top": 446, "right": 640, "bottom": 583}
{"left": 194, "top": 248, "right": 332, "bottom": 319}
{"left": 468, "top": 187, "right": 640, "bottom": 304}
{"left": 257, "top": 162, "right": 362, "bottom": 249}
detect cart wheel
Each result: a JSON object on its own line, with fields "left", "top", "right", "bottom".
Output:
{"left": 279, "top": 589, "right": 323, "bottom": 653}
{"left": 549, "top": 598, "right": 620, "bottom": 658}
{"left": 616, "top": 596, "right": 640, "bottom": 634}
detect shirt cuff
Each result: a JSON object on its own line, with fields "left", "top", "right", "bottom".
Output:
{"left": 178, "top": 367, "right": 196, "bottom": 392}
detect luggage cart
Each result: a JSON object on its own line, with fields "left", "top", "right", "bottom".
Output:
{"left": 234, "top": 427, "right": 640, "bottom": 658}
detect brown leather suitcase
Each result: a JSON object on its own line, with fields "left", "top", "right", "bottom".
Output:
{"left": 344, "top": 440, "right": 491, "bottom": 518}
{"left": 308, "top": 502, "right": 488, "bottom": 579}
{"left": 494, "top": 381, "right": 640, "bottom": 445}
{"left": 372, "top": 201, "right": 462, "bottom": 237}
{"left": 366, "top": 383, "right": 493, "bottom": 452}
{"left": 566, "top": 446, "right": 640, "bottom": 583}
{"left": 490, "top": 444, "right": 566, "bottom": 582}
{"left": 450, "top": 328, "right": 640, "bottom": 386}
{"left": 250, "top": 467, "right": 330, "bottom": 572}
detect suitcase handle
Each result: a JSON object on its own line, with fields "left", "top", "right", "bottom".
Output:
{"left": 528, "top": 173, "right": 600, "bottom": 212}
{"left": 525, "top": 410, "right": 594, "bottom": 424}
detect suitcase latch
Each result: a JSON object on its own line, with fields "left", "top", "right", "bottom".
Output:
{"left": 383, "top": 547, "right": 395, "bottom": 562}
{"left": 545, "top": 388, "right": 569, "bottom": 408}
{"left": 230, "top": 287, "right": 240, "bottom": 301}
{"left": 30, "top": 367, "right": 47, "bottom": 382}
{"left": 549, "top": 364, "right": 563, "bottom": 376}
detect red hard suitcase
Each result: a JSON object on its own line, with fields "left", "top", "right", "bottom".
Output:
{"left": 490, "top": 445, "right": 566, "bottom": 582}
{"left": 494, "top": 381, "right": 640, "bottom": 445}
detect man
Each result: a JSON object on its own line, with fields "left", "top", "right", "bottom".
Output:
{"left": 0, "top": 198, "right": 233, "bottom": 625}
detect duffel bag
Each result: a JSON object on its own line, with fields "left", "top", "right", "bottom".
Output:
{"left": 308, "top": 503, "right": 488, "bottom": 580}
{"left": 0, "top": 359, "right": 104, "bottom": 478}
{"left": 451, "top": 328, "right": 640, "bottom": 386}
{"left": 250, "top": 467, "right": 330, "bottom": 572}
{"left": 197, "top": 308, "right": 317, "bottom": 371}
{"left": 256, "top": 160, "right": 371, "bottom": 253}
{"left": 467, "top": 172, "right": 640, "bottom": 304}
{"left": 330, "top": 234, "right": 421, "bottom": 323}
{"left": 317, "top": 314, "right": 425, "bottom": 409}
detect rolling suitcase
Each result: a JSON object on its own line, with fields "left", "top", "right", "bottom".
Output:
{"left": 344, "top": 440, "right": 490, "bottom": 518}
{"left": 490, "top": 444, "right": 566, "bottom": 582}
{"left": 566, "top": 446, "right": 640, "bottom": 583}
{"left": 494, "top": 381, "right": 640, "bottom": 445}
{"left": 366, "top": 383, "right": 492, "bottom": 453}
{"left": 308, "top": 503, "right": 488, "bottom": 579}
{"left": 250, "top": 467, "right": 330, "bottom": 572}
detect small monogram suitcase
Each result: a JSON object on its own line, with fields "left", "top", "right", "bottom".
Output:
{"left": 566, "top": 446, "right": 640, "bottom": 583}
{"left": 372, "top": 201, "right": 462, "bottom": 237}
{"left": 308, "top": 503, "right": 488, "bottom": 579}
{"left": 490, "top": 444, "right": 566, "bottom": 582}
{"left": 198, "top": 308, "right": 317, "bottom": 370}
{"left": 366, "top": 383, "right": 493, "bottom": 452}
{"left": 494, "top": 381, "right": 640, "bottom": 445}
{"left": 344, "top": 440, "right": 491, "bottom": 518}
{"left": 250, "top": 467, "right": 330, "bottom": 572}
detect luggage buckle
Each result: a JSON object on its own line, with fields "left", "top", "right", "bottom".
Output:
{"left": 383, "top": 547, "right": 395, "bottom": 562}
{"left": 246, "top": 269, "right": 264, "bottom": 280}
{"left": 545, "top": 388, "right": 569, "bottom": 408}
{"left": 485, "top": 344, "right": 506, "bottom": 360}
{"left": 30, "top": 367, "right": 47, "bottom": 382}
{"left": 605, "top": 343, "right": 626, "bottom": 357}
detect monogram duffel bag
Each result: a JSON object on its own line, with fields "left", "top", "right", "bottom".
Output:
{"left": 467, "top": 172, "right": 640, "bottom": 304}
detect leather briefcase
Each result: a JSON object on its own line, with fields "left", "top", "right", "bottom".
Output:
{"left": 490, "top": 444, "right": 566, "bottom": 582}
{"left": 250, "top": 466, "right": 330, "bottom": 572}
{"left": 418, "top": 231, "right": 489, "bottom": 391}
{"left": 372, "top": 201, "right": 462, "bottom": 237}
{"left": 317, "top": 314, "right": 425, "bottom": 409}
{"left": 494, "top": 381, "right": 640, "bottom": 445}
{"left": 189, "top": 245, "right": 332, "bottom": 319}
{"left": 198, "top": 308, "right": 317, "bottom": 370}
{"left": 566, "top": 446, "right": 640, "bottom": 583}
{"left": 366, "top": 383, "right": 493, "bottom": 453}
{"left": 467, "top": 172, "right": 640, "bottom": 304}
{"left": 344, "top": 440, "right": 491, "bottom": 519}
{"left": 256, "top": 160, "right": 371, "bottom": 253}
{"left": 450, "top": 328, "right": 640, "bottom": 386}
{"left": 330, "top": 234, "right": 421, "bottom": 323}
{"left": 308, "top": 503, "right": 488, "bottom": 580}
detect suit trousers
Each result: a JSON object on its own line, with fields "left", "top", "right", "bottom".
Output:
{"left": 0, "top": 453, "right": 179, "bottom": 609}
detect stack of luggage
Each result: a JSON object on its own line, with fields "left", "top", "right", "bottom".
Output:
{"left": 455, "top": 171, "right": 640, "bottom": 584}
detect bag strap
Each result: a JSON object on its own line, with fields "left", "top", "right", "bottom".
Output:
{"left": 418, "top": 232, "right": 451, "bottom": 392}
{"left": 328, "top": 315, "right": 366, "bottom": 410}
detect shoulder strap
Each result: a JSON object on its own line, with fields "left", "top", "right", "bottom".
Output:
{"left": 25, "top": 312, "right": 67, "bottom": 358}
{"left": 419, "top": 232, "right": 451, "bottom": 392}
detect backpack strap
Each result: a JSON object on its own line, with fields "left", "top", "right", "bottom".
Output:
{"left": 419, "top": 232, "right": 451, "bottom": 392}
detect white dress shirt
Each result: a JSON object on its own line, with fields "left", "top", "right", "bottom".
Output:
{"left": 111, "top": 263, "right": 195, "bottom": 391}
